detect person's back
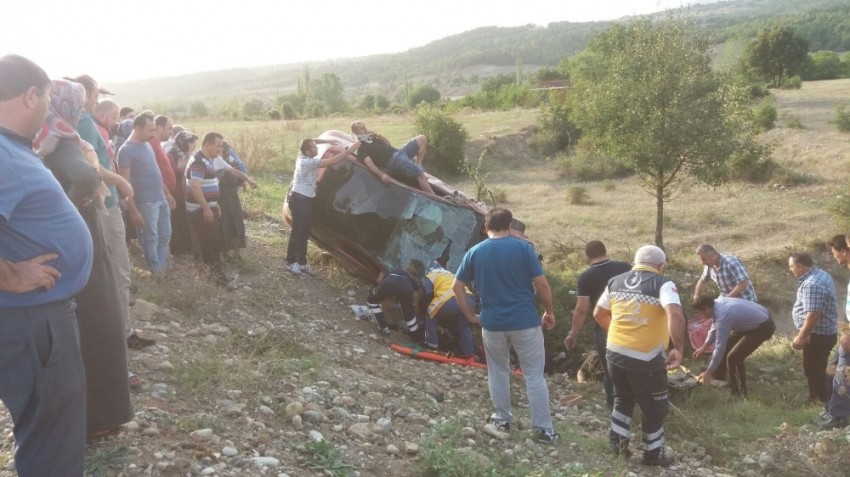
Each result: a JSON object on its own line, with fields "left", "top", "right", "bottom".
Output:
{"left": 461, "top": 236, "right": 540, "bottom": 331}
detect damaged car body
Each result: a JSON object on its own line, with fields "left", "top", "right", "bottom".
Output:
{"left": 283, "top": 130, "right": 529, "bottom": 282}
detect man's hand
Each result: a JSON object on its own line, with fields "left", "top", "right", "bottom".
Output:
{"left": 698, "top": 370, "right": 713, "bottom": 386}
{"left": 792, "top": 334, "right": 808, "bottom": 350}
{"left": 1, "top": 254, "right": 61, "bottom": 293}
{"left": 564, "top": 332, "right": 577, "bottom": 350}
{"left": 841, "top": 332, "right": 850, "bottom": 352}
{"left": 666, "top": 348, "right": 683, "bottom": 369}
{"left": 380, "top": 173, "right": 392, "bottom": 185}
{"left": 166, "top": 193, "right": 176, "bottom": 210}
{"left": 247, "top": 178, "right": 258, "bottom": 189}
{"left": 541, "top": 311, "right": 555, "bottom": 330}
{"left": 116, "top": 177, "right": 134, "bottom": 202}
{"left": 202, "top": 206, "right": 213, "bottom": 223}
{"left": 130, "top": 209, "right": 144, "bottom": 228}
{"left": 467, "top": 313, "right": 481, "bottom": 325}
{"left": 693, "top": 344, "right": 707, "bottom": 359}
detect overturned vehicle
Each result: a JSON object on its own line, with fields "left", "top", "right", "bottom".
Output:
{"left": 283, "top": 130, "right": 530, "bottom": 282}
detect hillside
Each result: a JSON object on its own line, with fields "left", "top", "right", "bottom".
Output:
{"left": 111, "top": 0, "right": 848, "bottom": 107}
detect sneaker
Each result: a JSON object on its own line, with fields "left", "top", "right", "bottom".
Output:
{"left": 299, "top": 264, "right": 312, "bottom": 274}
{"left": 818, "top": 415, "right": 849, "bottom": 430}
{"left": 127, "top": 333, "right": 156, "bottom": 350}
{"left": 537, "top": 430, "right": 560, "bottom": 444}
{"left": 641, "top": 452, "right": 674, "bottom": 467}
{"left": 285, "top": 262, "right": 302, "bottom": 275}
{"left": 379, "top": 326, "right": 391, "bottom": 337}
{"left": 814, "top": 409, "right": 833, "bottom": 426}
{"left": 487, "top": 418, "right": 510, "bottom": 432}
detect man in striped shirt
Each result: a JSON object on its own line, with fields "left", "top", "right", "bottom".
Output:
{"left": 186, "top": 132, "right": 255, "bottom": 287}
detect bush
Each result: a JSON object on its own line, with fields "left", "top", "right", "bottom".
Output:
{"left": 835, "top": 105, "right": 850, "bottom": 132}
{"left": 785, "top": 117, "right": 804, "bottom": 129}
{"left": 567, "top": 186, "right": 590, "bottom": 205}
{"left": 266, "top": 109, "right": 281, "bottom": 120}
{"left": 412, "top": 105, "right": 469, "bottom": 175}
{"left": 408, "top": 85, "right": 441, "bottom": 107}
{"left": 829, "top": 192, "right": 850, "bottom": 231}
{"left": 779, "top": 75, "right": 802, "bottom": 90}
{"left": 726, "top": 141, "right": 775, "bottom": 183}
{"left": 753, "top": 98, "right": 777, "bottom": 133}
{"left": 556, "top": 148, "right": 631, "bottom": 182}
{"left": 602, "top": 180, "right": 616, "bottom": 191}
{"left": 280, "top": 102, "right": 296, "bottom": 120}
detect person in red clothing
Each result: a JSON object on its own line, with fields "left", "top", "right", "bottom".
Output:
{"left": 149, "top": 115, "right": 177, "bottom": 204}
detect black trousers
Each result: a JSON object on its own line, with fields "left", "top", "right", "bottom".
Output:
{"left": 719, "top": 318, "right": 776, "bottom": 397}
{"left": 187, "top": 209, "right": 226, "bottom": 283}
{"left": 804, "top": 333, "right": 837, "bottom": 403}
{"left": 607, "top": 351, "right": 668, "bottom": 459}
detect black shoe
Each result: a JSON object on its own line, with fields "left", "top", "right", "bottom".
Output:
{"left": 537, "top": 430, "right": 560, "bottom": 444}
{"left": 487, "top": 418, "right": 510, "bottom": 432}
{"left": 127, "top": 333, "right": 156, "bottom": 350}
{"left": 641, "top": 452, "right": 674, "bottom": 467}
{"left": 818, "top": 415, "right": 849, "bottom": 430}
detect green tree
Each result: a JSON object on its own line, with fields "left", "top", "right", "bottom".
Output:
{"left": 280, "top": 102, "right": 296, "bottom": 120}
{"left": 188, "top": 101, "right": 209, "bottom": 118}
{"left": 745, "top": 24, "right": 809, "bottom": 88}
{"left": 570, "top": 17, "right": 762, "bottom": 248}
{"left": 359, "top": 94, "right": 376, "bottom": 111}
{"left": 412, "top": 104, "right": 469, "bottom": 175}
{"left": 241, "top": 98, "right": 265, "bottom": 119}
{"left": 375, "top": 95, "right": 391, "bottom": 111}
{"left": 407, "top": 85, "right": 441, "bottom": 107}
{"left": 309, "top": 73, "right": 347, "bottom": 114}
{"left": 804, "top": 50, "right": 845, "bottom": 80}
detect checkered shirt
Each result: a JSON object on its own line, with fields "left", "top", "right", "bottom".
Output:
{"left": 793, "top": 267, "right": 838, "bottom": 335}
{"left": 702, "top": 254, "right": 757, "bottom": 302}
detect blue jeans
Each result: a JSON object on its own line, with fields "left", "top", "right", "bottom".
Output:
{"left": 426, "top": 296, "right": 476, "bottom": 357}
{"left": 285, "top": 192, "right": 313, "bottom": 266}
{"left": 136, "top": 199, "right": 171, "bottom": 274}
{"left": 388, "top": 138, "right": 424, "bottom": 178}
{"left": 0, "top": 300, "right": 86, "bottom": 476}
{"left": 483, "top": 326, "right": 554, "bottom": 433}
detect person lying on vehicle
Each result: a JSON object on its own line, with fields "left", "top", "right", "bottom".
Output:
{"left": 350, "top": 121, "right": 435, "bottom": 196}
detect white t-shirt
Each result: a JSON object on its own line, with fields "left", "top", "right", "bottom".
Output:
{"left": 291, "top": 154, "right": 322, "bottom": 198}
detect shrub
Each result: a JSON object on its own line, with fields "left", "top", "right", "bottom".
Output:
{"left": 280, "top": 102, "right": 296, "bottom": 120}
{"left": 567, "top": 186, "right": 590, "bottom": 205}
{"left": 266, "top": 109, "right": 281, "bottom": 120}
{"left": 726, "top": 141, "right": 775, "bottom": 183}
{"left": 753, "top": 98, "right": 777, "bottom": 133}
{"left": 835, "top": 105, "right": 850, "bottom": 132}
{"left": 412, "top": 105, "right": 469, "bottom": 175}
{"left": 491, "top": 188, "right": 508, "bottom": 203}
{"left": 556, "top": 148, "right": 631, "bottom": 182}
{"left": 408, "top": 85, "right": 441, "bottom": 107}
{"left": 779, "top": 75, "right": 802, "bottom": 90}
{"left": 785, "top": 117, "right": 804, "bottom": 129}
{"left": 602, "top": 180, "right": 616, "bottom": 191}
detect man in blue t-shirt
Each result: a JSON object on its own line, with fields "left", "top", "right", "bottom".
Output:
{"left": 118, "top": 111, "right": 173, "bottom": 276}
{"left": 453, "top": 208, "right": 559, "bottom": 443}
{"left": 0, "top": 54, "right": 90, "bottom": 477}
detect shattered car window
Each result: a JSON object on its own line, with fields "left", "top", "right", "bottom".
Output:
{"left": 314, "top": 160, "right": 482, "bottom": 273}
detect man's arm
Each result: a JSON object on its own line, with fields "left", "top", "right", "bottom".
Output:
{"left": 532, "top": 274, "right": 556, "bottom": 330}
{"left": 0, "top": 254, "right": 60, "bottom": 293}
{"left": 593, "top": 306, "right": 611, "bottom": 331}
{"left": 452, "top": 278, "right": 480, "bottom": 325}
{"left": 665, "top": 303, "right": 686, "bottom": 368}
{"left": 189, "top": 178, "right": 214, "bottom": 223}
{"left": 225, "top": 167, "right": 258, "bottom": 188}
{"left": 693, "top": 277, "right": 708, "bottom": 301}
{"left": 100, "top": 166, "right": 133, "bottom": 202}
{"left": 320, "top": 142, "right": 360, "bottom": 169}
{"left": 726, "top": 279, "right": 751, "bottom": 298}
{"left": 118, "top": 166, "right": 144, "bottom": 227}
{"left": 564, "top": 296, "right": 589, "bottom": 350}
{"left": 362, "top": 156, "right": 392, "bottom": 185}
{"left": 793, "top": 311, "right": 822, "bottom": 349}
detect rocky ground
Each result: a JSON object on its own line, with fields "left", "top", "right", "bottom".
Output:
{"left": 0, "top": 219, "right": 848, "bottom": 476}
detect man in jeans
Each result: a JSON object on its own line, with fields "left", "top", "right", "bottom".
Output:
{"left": 453, "top": 208, "right": 559, "bottom": 443}
{"left": 118, "top": 111, "right": 174, "bottom": 277}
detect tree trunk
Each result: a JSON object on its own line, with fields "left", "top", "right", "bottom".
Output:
{"left": 655, "top": 183, "right": 664, "bottom": 250}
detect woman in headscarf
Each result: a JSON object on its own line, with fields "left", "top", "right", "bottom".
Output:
{"left": 34, "top": 78, "right": 132, "bottom": 439}
{"left": 167, "top": 130, "right": 198, "bottom": 255}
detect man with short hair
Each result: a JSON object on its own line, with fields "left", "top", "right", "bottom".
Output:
{"left": 789, "top": 252, "right": 838, "bottom": 404}
{"left": 118, "top": 111, "right": 174, "bottom": 276}
{"left": 564, "top": 240, "right": 631, "bottom": 408}
{"left": 0, "top": 54, "right": 90, "bottom": 477}
{"left": 185, "top": 132, "right": 255, "bottom": 287}
{"left": 818, "top": 234, "right": 850, "bottom": 428}
{"left": 453, "top": 208, "right": 560, "bottom": 443}
{"left": 350, "top": 120, "right": 435, "bottom": 195}
{"left": 693, "top": 244, "right": 757, "bottom": 302}
{"left": 594, "top": 245, "right": 685, "bottom": 467}
{"left": 151, "top": 115, "right": 177, "bottom": 199}
{"left": 119, "top": 106, "right": 135, "bottom": 120}
{"left": 365, "top": 259, "right": 425, "bottom": 339}
{"left": 692, "top": 295, "right": 775, "bottom": 397}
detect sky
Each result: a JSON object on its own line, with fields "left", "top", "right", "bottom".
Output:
{"left": 4, "top": 0, "right": 711, "bottom": 84}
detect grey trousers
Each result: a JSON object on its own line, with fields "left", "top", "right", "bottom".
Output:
{"left": 0, "top": 300, "right": 86, "bottom": 476}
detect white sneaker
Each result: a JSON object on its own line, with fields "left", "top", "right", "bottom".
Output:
{"left": 300, "top": 264, "right": 312, "bottom": 274}
{"left": 350, "top": 305, "right": 370, "bottom": 320}
{"left": 285, "top": 262, "right": 302, "bottom": 275}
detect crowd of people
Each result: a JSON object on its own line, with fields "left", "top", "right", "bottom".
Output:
{"left": 2, "top": 51, "right": 850, "bottom": 475}
{"left": 0, "top": 54, "right": 258, "bottom": 475}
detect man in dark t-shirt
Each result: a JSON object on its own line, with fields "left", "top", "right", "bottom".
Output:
{"left": 365, "top": 260, "right": 426, "bottom": 339}
{"left": 564, "top": 240, "right": 631, "bottom": 408}
{"left": 350, "top": 121, "right": 435, "bottom": 195}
